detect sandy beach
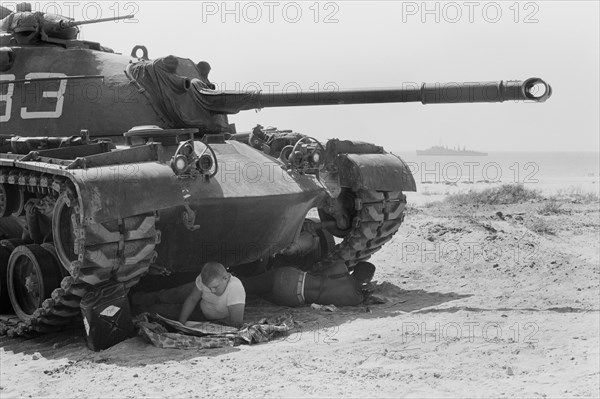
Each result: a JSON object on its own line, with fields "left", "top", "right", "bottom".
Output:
{"left": 1, "top": 185, "right": 598, "bottom": 398}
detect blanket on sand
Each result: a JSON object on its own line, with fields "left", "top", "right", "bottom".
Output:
{"left": 134, "top": 312, "right": 294, "bottom": 349}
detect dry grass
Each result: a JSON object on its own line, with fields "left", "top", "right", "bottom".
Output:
{"left": 404, "top": 203, "right": 422, "bottom": 214}
{"left": 423, "top": 201, "right": 443, "bottom": 208}
{"left": 554, "top": 187, "right": 600, "bottom": 204}
{"left": 445, "top": 184, "right": 542, "bottom": 206}
{"left": 537, "top": 200, "right": 565, "bottom": 215}
{"left": 526, "top": 216, "right": 556, "bottom": 235}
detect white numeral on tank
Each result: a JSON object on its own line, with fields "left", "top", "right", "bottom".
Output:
{"left": 21, "top": 73, "right": 67, "bottom": 119}
{"left": 0, "top": 74, "right": 15, "bottom": 123}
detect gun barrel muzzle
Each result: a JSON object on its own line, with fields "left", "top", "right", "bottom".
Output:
{"left": 420, "top": 78, "right": 552, "bottom": 104}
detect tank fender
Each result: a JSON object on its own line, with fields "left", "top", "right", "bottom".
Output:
{"left": 68, "top": 162, "right": 185, "bottom": 224}
{"left": 334, "top": 153, "right": 417, "bottom": 192}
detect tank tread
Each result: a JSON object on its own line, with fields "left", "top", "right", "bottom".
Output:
{"left": 325, "top": 190, "right": 406, "bottom": 268}
{"left": 0, "top": 167, "right": 159, "bottom": 336}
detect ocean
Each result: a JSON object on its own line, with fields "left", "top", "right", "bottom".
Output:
{"left": 392, "top": 151, "right": 599, "bottom": 204}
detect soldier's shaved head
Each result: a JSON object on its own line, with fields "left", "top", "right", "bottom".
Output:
{"left": 201, "top": 262, "right": 227, "bottom": 286}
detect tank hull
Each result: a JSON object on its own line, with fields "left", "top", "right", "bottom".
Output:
{"left": 1, "top": 140, "right": 328, "bottom": 272}
{"left": 0, "top": 136, "right": 332, "bottom": 334}
{"left": 154, "top": 141, "right": 329, "bottom": 270}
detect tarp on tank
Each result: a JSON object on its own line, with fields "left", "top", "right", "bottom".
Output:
{"left": 126, "top": 56, "right": 262, "bottom": 131}
{"left": 0, "top": 11, "right": 78, "bottom": 40}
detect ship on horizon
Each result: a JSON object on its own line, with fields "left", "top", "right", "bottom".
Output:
{"left": 416, "top": 145, "right": 488, "bottom": 156}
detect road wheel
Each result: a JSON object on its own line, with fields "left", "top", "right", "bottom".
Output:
{"left": 7, "top": 244, "right": 62, "bottom": 321}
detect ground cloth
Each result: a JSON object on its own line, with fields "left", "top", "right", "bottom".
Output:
{"left": 134, "top": 312, "right": 294, "bottom": 349}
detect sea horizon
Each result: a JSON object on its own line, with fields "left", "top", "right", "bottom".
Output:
{"left": 392, "top": 150, "right": 599, "bottom": 204}
{"left": 395, "top": 150, "right": 600, "bottom": 154}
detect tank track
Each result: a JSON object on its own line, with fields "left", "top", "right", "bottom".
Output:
{"left": 0, "top": 167, "right": 159, "bottom": 336}
{"left": 325, "top": 189, "right": 406, "bottom": 268}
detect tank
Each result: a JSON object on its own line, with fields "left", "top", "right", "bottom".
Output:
{"left": 0, "top": 6, "right": 552, "bottom": 336}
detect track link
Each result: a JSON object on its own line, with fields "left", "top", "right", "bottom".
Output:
{"left": 0, "top": 168, "right": 159, "bottom": 336}
{"left": 325, "top": 189, "right": 406, "bottom": 268}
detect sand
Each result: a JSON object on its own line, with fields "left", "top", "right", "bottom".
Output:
{"left": 1, "top": 194, "right": 599, "bottom": 398}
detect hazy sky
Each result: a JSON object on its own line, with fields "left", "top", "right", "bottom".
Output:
{"left": 9, "top": 0, "right": 599, "bottom": 152}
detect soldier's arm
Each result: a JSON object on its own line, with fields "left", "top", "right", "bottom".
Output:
{"left": 178, "top": 286, "right": 202, "bottom": 324}
{"left": 225, "top": 303, "right": 245, "bottom": 328}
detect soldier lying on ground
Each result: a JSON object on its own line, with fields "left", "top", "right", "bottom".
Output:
{"left": 238, "top": 261, "right": 376, "bottom": 307}
{"left": 131, "top": 261, "right": 374, "bottom": 327}
{"left": 131, "top": 262, "right": 246, "bottom": 328}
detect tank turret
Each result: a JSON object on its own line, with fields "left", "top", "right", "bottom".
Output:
{"left": 0, "top": 7, "right": 133, "bottom": 44}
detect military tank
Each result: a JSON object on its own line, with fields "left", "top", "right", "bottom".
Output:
{"left": 0, "top": 5, "right": 552, "bottom": 336}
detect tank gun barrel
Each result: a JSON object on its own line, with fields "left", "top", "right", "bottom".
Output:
{"left": 252, "top": 78, "right": 551, "bottom": 108}
{"left": 59, "top": 14, "right": 134, "bottom": 29}
{"left": 200, "top": 78, "right": 551, "bottom": 114}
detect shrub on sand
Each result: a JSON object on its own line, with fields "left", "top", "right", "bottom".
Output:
{"left": 445, "top": 184, "right": 542, "bottom": 206}
{"left": 405, "top": 203, "right": 421, "bottom": 214}
{"left": 423, "top": 201, "right": 443, "bottom": 208}
{"left": 537, "top": 199, "right": 565, "bottom": 215}
{"left": 526, "top": 216, "right": 555, "bottom": 235}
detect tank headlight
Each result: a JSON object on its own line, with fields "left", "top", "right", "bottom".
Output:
{"left": 173, "top": 155, "right": 188, "bottom": 173}
{"left": 311, "top": 152, "right": 321, "bottom": 164}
